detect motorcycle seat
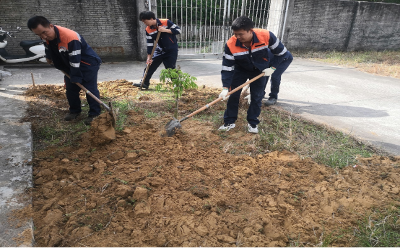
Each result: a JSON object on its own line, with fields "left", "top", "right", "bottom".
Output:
{"left": 20, "top": 40, "right": 43, "bottom": 47}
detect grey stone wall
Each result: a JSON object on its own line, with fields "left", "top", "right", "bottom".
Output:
{"left": 1, "top": 0, "right": 146, "bottom": 61}
{"left": 283, "top": 0, "right": 400, "bottom": 51}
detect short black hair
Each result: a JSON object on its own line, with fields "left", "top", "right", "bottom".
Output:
{"left": 27, "top": 16, "right": 51, "bottom": 31}
{"left": 231, "top": 16, "right": 254, "bottom": 31}
{"left": 139, "top": 11, "right": 156, "bottom": 21}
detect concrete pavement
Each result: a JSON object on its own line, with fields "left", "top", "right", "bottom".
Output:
{"left": 0, "top": 56, "right": 399, "bottom": 245}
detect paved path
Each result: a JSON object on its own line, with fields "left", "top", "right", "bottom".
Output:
{"left": 0, "top": 57, "right": 399, "bottom": 245}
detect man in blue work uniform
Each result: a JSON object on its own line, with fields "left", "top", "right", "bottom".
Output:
{"left": 132, "top": 11, "right": 181, "bottom": 89}
{"left": 27, "top": 16, "right": 102, "bottom": 125}
{"left": 219, "top": 16, "right": 277, "bottom": 134}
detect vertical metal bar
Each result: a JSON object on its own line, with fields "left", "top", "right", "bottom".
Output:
{"left": 222, "top": 0, "right": 228, "bottom": 48}
{"left": 256, "top": 0, "right": 261, "bottom": 27}
{"left": 241, "top": 0, "right": 246, "bottom": 16}
{"left": 186, "top": 0, "right": 188, "bottom": 51}
{"left": 227, "top": 0, "right": 231, "bottom": 42}
{"left": 263, "top": 0, "right": 269, "bottom": 29}
{"left": 211, "top": 0, "right": 215, "bottom": 53}
{"left": 205, "top": 0, "right": 208, "bottom": 52}
{"left": 213, "top": 0, "right": 218, "bottom": 53}
{"left": 191, "top": 0, "right": 194, "bottom": 53}
{"left": 181, "top": 0, "right": 184, "bottom": 54}
{"left": 281, "top": 0, "right": 290, "bottom": 41}
{"left": 200, "top": 0, "right": 203, "bottom": 53}
{"left": 148, "top": 0, "right": 151, "bottom": 11}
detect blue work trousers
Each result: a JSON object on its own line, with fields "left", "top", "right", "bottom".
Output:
{"left": 224, "top": 69, "right": 267, "bottom": 126}
{"left": 65, "top": 65, "right": 101, "bottom": 117}
{"left": 268, "top": 51, "right": 293, "bottom": 99}
{"left": 141, "top": 51, "right": 178, "bottom": 88}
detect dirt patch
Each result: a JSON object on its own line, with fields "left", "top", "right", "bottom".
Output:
{"left": 19, "top": 82, "right": 400, "bottom": 246}
{"left": 87, "top": 113, "right": 116, "bottom": 146}
{"left": 29, "top": 111, "right": 400, "bottom": 246}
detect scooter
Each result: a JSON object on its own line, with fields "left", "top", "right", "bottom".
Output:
{"left": 0, "top": 26, "right": 46, "bottom": 63}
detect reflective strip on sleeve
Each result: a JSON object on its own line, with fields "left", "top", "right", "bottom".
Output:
{"left": 70, "top": 62, "right": 80, "bottom": 68}
{"left": 224, "top": 53, "right": 235, "bottom": 60}
{"left": 175, "top": 28, "right": 181, "bottom": 33}
{"left": 252, "top": 46, "right": 268, "bottom": 53}
{"left": 270, "top": 39, "right": 280, "bottom": 50}
{"left": 148, "top": 31, "right": 158, "bottom": 35}
{"left": 222, "top": 65, "right": 234, "bottom": 71}
{"left": 275, "top": 47, "right": 287, "bottom": 56}
{"left": 147, "top": 43, "right": 154, "bottom": 46}
{"left": 233, "top": 51, "right": 249, "bottom": 56}
{"left": 69, "top": 50, "right": 81, "bottom": 56}
{"left": 76, "top": 33, "right": 82, "bottom": 42}
{"left": 171, "top": 24, "right": 177, "bottom": 28}
{"left": 146, "top": 35, "right": 152, "bottom": 39}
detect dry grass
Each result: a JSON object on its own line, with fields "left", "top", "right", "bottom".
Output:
{"left": 293, "top": 50, "right": 400, "bottom": 79}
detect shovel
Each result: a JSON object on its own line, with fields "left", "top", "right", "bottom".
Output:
{"left": 61, "top": 70, "right": 116, "bottom": 127}
{"left": 140, "top": 27, "right": 162, "bottom": 90}
{"left": 165, "top": 72, "right": 265, "bottom": 136}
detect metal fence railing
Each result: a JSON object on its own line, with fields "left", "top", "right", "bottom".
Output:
{"left": 156, "top": 0, "right": 273, "bottom": 55}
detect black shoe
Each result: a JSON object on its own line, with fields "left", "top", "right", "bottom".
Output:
{"left": 132, "top": 83, "right": 149, "bottom": 89}
{"left": 263, "top": 97, "right": 277, "bottom": 106}
{"left": 84, "top": 115, "right": 98, "bottom": 125}
{"left": 64, "top": 112, "right": 80, "bottom": 121}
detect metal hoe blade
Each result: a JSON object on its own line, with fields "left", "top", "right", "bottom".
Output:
{"left": 165, "top": 118, "right": 182, "bottom": 137}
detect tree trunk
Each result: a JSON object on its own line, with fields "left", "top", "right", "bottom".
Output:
{"left": 174, "top": 96, "right": 179, "bottom": 119}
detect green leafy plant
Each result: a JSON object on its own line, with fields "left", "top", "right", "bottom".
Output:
{"left": 156, "top": 68, "right": 197, "bottom": 118}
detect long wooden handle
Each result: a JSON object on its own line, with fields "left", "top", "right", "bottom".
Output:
{"left": 140, "top": 29, "right": 162, "bottom": 90}
{"left": 180, "top": 72, "right": 265, "bottom": 122}
{"left": 61, "top": 70, "right": 111, "bottom": 111}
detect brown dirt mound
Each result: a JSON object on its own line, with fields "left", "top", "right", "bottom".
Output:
{"left": 24, "top": 79, "right": 138, "bottom": 100}
{"left": 30, "top": 111, "right": 400, "bottom": 247}
{"left": 86, "top": 112, "right": 116, "bottom": 146}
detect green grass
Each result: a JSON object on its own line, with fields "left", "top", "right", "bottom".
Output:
{"left": 205, "top": 107, "right": 378, "bottom": 168}
{"left": 293, "top": 50, "right": 400, "bottom": 79}
{"left": 111, "top": 99, "right": 134, "bottom": 131}
{"left": 355, "top": 206, "right": 400, "bottom": 246}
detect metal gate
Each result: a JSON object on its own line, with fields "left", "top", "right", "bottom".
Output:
{"left": 155, "top": 0, "right": 275, "bottom": 55}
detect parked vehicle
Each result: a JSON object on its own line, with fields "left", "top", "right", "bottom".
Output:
{"left": 0, "top": 27, "right": 46, "bottom": 63}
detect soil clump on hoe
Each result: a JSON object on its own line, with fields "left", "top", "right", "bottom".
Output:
{"left": 20, "top": 81, "right": 400, "bottom": 246}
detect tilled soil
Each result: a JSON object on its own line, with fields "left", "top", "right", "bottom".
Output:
{"left": 21, "top": 83, "right": 400, "bottom": 246}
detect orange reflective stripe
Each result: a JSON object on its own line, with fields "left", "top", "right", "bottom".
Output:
{"left": 251, "top": 29, "right": 270, "bottom": 50}
{"left": 159, "top": 19, "right": 169, "bottom": 27}
{"left": 56, "top": 26, "right": 80, "bottom": 50}
{"left": 146, "top": 26, "right": 157, "bottom": 34}
{"left": 226, "top": 37, "right": 247, "bottom": 54}
{"left": 81, "top": 60, "right": 91, "bottom": 65}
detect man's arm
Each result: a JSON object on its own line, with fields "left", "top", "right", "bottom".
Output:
{"left": 44, "top": 43, "right": 53, "bottom": 64}
{"left": 268, "top": 31, "right": 288, "bottom": 68}
{"left": 221, "top": 43, "right": 235, "bottom": 89}
{"left": 166, "top": 20, "right": 181, "bottom": 35}
{"left": 146, "top": 30, "right": 155, "bottom": 55}
{"left": 67, "top": 39, "right": 83, "bottom": 83}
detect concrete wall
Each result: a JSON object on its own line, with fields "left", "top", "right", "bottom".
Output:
{"left": 282, "top": 0, "right": 400, "bottom": 51}
{"left": 1, "top": 0, "right": 148, "bottom": 61}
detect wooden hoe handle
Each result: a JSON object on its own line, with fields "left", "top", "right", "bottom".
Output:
{"left": 180, "top": 72, "right": 265, "bottom": 122}
{"left": 140, "top": 28, "right": 162, "bottom": 90}
{"left": 61, "top": 70, "right": 111, "bottom": 112}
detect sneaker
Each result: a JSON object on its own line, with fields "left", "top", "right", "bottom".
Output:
{"left": 218, "top": 123, "right": 236, "bottom": 131}
{"left": 247, "top": 123, "right": 258, "bottom": 134}
{"left": 263, "top": 97, "right": 277, "bottom": 106}
{"left": 132, "top": 83, "right": 149, "bottom": 89}
{"left": 84, "top": 115, "right": 98, "bottom": 125}
{"left": 64, "top": 112, "right": 80, "bottom": 121}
